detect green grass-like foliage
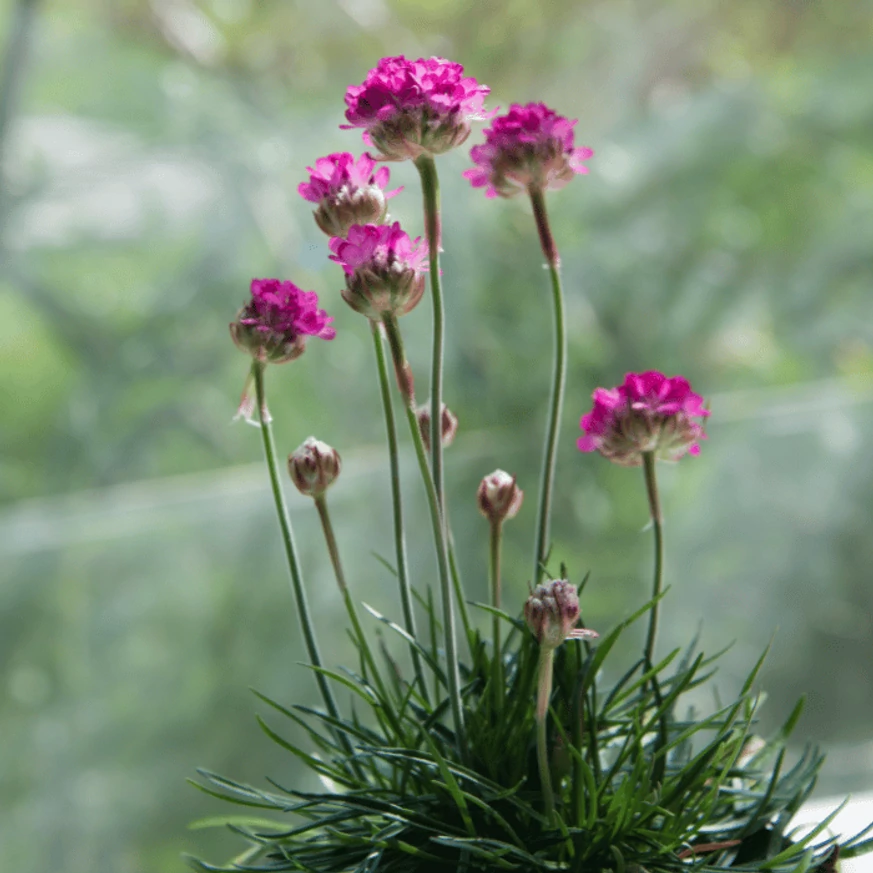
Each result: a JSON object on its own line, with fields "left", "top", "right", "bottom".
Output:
{"left": 187, "top": 588, "right": 873, "bottom": 873}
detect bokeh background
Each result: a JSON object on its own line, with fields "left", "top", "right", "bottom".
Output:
{"left": 2, "top": 0, "right": 873, "bottom": 870}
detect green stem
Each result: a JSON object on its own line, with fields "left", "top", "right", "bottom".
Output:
{"left": 447, "top": 517, "right": 474, "bottom": 657}
{"left": 536, "top": 645, "right": 556, "bottom": 822}
{"left": 489, "top": 520, "right": 504, "bottom": 707}
{"left": 528, "top": 188, "right": 566, "bottom": 586}
{"left": 382, "top": 314, "right": 465, "bottom": 752}
{"left": 313, "top": 493, "right": 391, "bottom": 706}
{"left": 414, "top": 154, "right": 446, "bottom": 515}
{"left": 251, "top": 364, "right": 343, "bottom": 729}
{"left": 641, "top": 451, "right": 664, "bottom": 669}
{"left": 369, "top": 321, "right": 429, "bottom": 704}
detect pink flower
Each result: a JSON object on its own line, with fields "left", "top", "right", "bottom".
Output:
{"left": 342, "top": 55, "right": 492, "bottom": 161}
{"left": 329, "top": 222, "right": 428, "bottom": 320}
{"left": 298, "top": 152, "right": 402, "bottom": 237}
{"left": 577, "top": 371, "right": 709, "bottom": 467}
{"left": 230, "top": 278, "right": 336, "bottom": 365}
{"left": 463, "top": 102, "right": 593, "bottom": 198}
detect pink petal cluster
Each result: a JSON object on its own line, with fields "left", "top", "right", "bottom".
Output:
{"left": 577, "top": 371, "right": 709, "bottom": 467}
{"left": 342, "top": 55, "right": 492, "bottom": 161}
{"left": 329, "top": 221, "right": 428, "bottom": 277}
{"left": 230, "top": 278, "right": 335, "bottom": 365}
{"left": 464, "top": 102, "right": 593, "bottom": 198}
{"left": 329, "top": 222, "right": 429, "bottom": 320}
{"left": 298, "top": 152, "right": 401, "bottom": 237}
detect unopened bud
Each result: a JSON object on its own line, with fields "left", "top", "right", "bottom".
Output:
{"left": 477, "top": 470, "right": 523, "bottom": 523}
{"left": 287, "top": 437, "right": 341, "bottom": 498}
{"left": 416, "top": 402, "right": 458, "bottom": 452}
{"left": 524, "top": 579, "right": 598, "bottom": 651}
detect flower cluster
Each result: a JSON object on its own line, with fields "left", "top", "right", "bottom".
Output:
{"left": 577, "top": 370, "right": 709, "bottom": 466}
{"left": 298, "top": 152, "right": 401, "bottom": 237}
{"left": 329, "top": 222, "right": 429, "bottom": 320}
{"left": 230, "top": 278, "right": 335, "bottom": 365}
{"left": 343, "top": 55, "right": 492, "bottom": 161}
{"left": 464, "top": 102, "right": 593, "bottom": 198}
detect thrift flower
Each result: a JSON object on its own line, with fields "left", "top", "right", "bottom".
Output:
{"left": 342, "top": 55, "right": 492, "bottom": 161}
{"left": 477, "top": 470, "right": 523, "bottom": 523}
{"left": 229, "top": 279, "right": 335, "bottom": 423}
{"left": 230, "top": 278, "right": 336, "bottom": 365}
{"left": 577, "top": 371, "right": 709, "bottom": 467}
{"left": 464, "top": 102, "right": 593, "bottom": 199}
{"left": 298, "top": 152, "right": 402, "bottom": 237}
{"left": 525, "top": 579, "right": 598, "bottom": 651}
{"left": 416, "top": 401, "right": 458, "bottom": 451}
{"left": 329, "top": 222, "right": 428, "bottom": 320}
{"left": 288, "top": 437, "right": 342, "bottom": 498}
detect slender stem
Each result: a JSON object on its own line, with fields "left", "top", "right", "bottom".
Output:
{"left": 447, "top": 518, "right": 474, "bottom": 657}
{"left": 489, "top": 520, "right": 504, "bottom": 707}
{"left": 313, "top": 494, "right": 384, "bottom": 695}
{"left": 382, "top": 314, "right": 465, "bottom": 751}
{"left": 414, "top": 154, "right": 446, "bottom": 515}
{"left": 528, "top": 188, "right": 567, "bottom": 586}
{"left": 641, "top": 451, "right": 664, "bottom": 668}
{"left": 369, "top": 321, "right": 429, "bottom": 704}
{"left": 251, "top": 364, "right": 342, "bottom": 725}
{"left": 536, "top": 646, "right": 556, "bottom": 821}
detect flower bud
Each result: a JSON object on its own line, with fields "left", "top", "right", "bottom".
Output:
{"left": 524, "top": 579, "right": 598, "bottom": 651}
{"left": 477, "top": 470, "right": 523, "bottom": 523}
{"left": 416, "top": 402, "right": 458, "bottom": 452}
{"left": 287, "top": 437, "right": 341, "bottom": 498}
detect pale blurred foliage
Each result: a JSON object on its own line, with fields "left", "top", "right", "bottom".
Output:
{"left": 1, "top": 0, "right": 872, "bottom": 869}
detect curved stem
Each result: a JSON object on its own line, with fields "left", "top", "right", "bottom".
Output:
{"left": 489, "top": 520, "right": 504, "bottom": 707}
{"left": 414, "top": 154, "right": 446, "bottom": 515}
{"left": 447, "top": 516, "right": 474, "bottom": 657}
{"left": 369, "top": 321, "right": 430, "bottom": 704}
{"left": 528, "top": 188, "right": 566, "bottom": 586}
{"left": 382, "top": 314, "right": 465, "bottom": 752}
{"left": 313, "top": 493, "right": 389, "bottom": 699}
{"left": 251, "top": 364, "right": 343, "bottom": 725}
{"left": 536, "top": 646, "right": 556, "bottom": 822}
{"left": 642, "top": 451, "right": 664, "bottom": 668}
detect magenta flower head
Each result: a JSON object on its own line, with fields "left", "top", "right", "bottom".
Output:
{"left": 230, "top": 278, "right": 336, "bottom": 365}
{"left": 298, "top": 152, "right": 402, "bottom": 238}
{"left": 463, "top": 102, "right": 593, "bottom": 199}
{"left": 524, "top": 580, "right": 599, "bottom": 651}
{"left": 342, "top": 55, "right": 492, "bottom": 161}
{"left": 329, "top": 222, "right": 428, "bottom": 320}
{"left": 577, "top": 371, "right": 710, "bottom": 467}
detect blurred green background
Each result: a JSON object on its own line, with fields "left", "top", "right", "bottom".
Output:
{"left": 2, "top": 0, "right": 872, "bottom": 869}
